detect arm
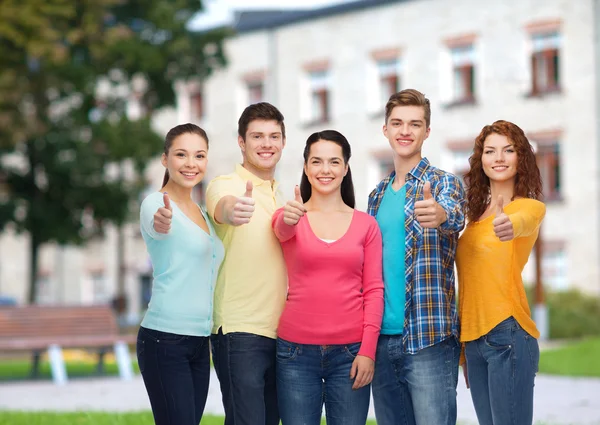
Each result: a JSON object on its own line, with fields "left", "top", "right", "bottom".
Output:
{"left": 271, "top": 208, "right": 298, "bottom": 243}
{"left": 436, "top": 173, "right": 466, "bottom": 235}
{"left": 358, "top": 220, "right": 384, "bottom": 361}
{"left": 509, "top": 201, "right": 546, "bottom": 238}
{"left": 140, "top": 195, "right": 169, "bottom": 240}
{"left": 206, "top": 179, "right": 255, "bottom": 226}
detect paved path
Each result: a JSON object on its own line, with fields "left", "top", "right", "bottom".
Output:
{"left": 1, "top": 371, "right": 599, "bottom": 424}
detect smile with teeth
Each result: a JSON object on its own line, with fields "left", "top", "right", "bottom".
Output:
{"left": 317, "top": 177, "right": 334, "bottom": 184}
{"left": 180, "top": 171, "right": 198, "bottom": 179}
{"left": 397, "top": 139, "right": 413, "bottom": 146}
{"left": 492, "top": 165, "right": 508, "bottom": 171}
{"left": 258, "top": 152, "right": 274, "bottom": 158}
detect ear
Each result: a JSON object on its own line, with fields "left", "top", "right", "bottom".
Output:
{"left": 424, "top": 126, "right": 431, "bottom": 140}
{"left": 160, "top": 152, "right": 167, "bottom": 168}
{"left": 344, "top": 163, "right": 349, "bottom": 177}
{"left": 382, "top": 124, "right": 388, "bottom": 138}
{"left": 238, "top": 135, "right": 245, "bottom": 152}
{"left": 281, "top": 136, "right": 286, "bottom": 149}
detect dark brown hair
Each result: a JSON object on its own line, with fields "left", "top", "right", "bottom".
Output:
{"left": 300, "top": 130, "right": 355, "bottom": 208}
{"left": 385, "top": 88, "right": 431, "bottom": 127}
{"left": 162, "top": 123, "right": 209, "bottom": 187}
{"left": 464, "top": 120, "right": 543, "bottom": 222}
{"left": 237, "top": 102, "right": 285, "bottom": 140}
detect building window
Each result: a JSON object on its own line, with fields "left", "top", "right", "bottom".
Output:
{"left": 450, "top": 44, "right": 475, "bottom": 103}
{"left": 308, "top": 70, "right": 330, "bottom": 124}
{"left": 247, "top": 80, "right": 264, "bottom": 104}
{"left": 91, "top": 271, "right": 109, "bottom": 304}
{"left": 450, "top": 148, "right": 472, "bottom": 181}
{"left": 542, "top": 242, "right": 568, "bottom": 290}
{"left": 536, "top": 142, "right": 561, "bottom": 201}
{"left": 190, "top": 90, "right": 204, "bottom": 120}
{"left": 531, "top": 32, "right": 560, "bottom": 95}
{"left": 35, "top": 272, "right": 52, "bottom": 304}
{"left": 377, "top": 58, "right": 401, "bottom": 107}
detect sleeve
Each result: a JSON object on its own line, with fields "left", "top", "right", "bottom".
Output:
{"left": 272, "top": 207, "right": 297, "bottom": 243}
{"left": 436, "top": 173, "right": 466, "bottom": 235}
{"left": 206, "top": 177, "right": 231, "bottom": 226}
{"left": 140, "top": 194, "right": 169, "bottom": 241}
{"left": 510, "top": 200, "right": 546, "bottom": 238}
{"left": 358, "top": 218, "right": 384, "bottom": 361}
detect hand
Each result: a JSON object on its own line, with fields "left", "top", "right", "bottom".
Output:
{"left": 414, "top": 181, "right": 447, "bottom": 228}
{"left": 492, "top": 195, "right": 514, "bottom": 241}
{"left": 462, "top": 363, "right": 470, "bottom": 389}
{"left": 228, "top": 180, "right": 256, "bottom": 226}
{"left": 153, "top": 192, "right": 173, "bottom": 234}
{"left": 350, "top": 354, "right": 374, "bottom": 390}
{"left": 283, "top": 186, "right": 306, "bottom": 226}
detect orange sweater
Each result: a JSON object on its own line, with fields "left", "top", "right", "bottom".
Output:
{"left": 456, "top": 198, "right": 546, "bottom": 345}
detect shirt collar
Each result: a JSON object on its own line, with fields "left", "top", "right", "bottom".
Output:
{"left": 235, "top": 163, "right": 279, "bottom": 191}
{"left": 407, "top": 157, "right": 431, "bottom": 182}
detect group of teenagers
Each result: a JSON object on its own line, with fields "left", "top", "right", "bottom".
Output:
{"left": 137, "top": 88, "right": 546, "bottom": 425}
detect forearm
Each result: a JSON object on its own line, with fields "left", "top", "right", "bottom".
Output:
{"left": 272, "top": 208, "right": 297, "bottom": 242}
{"left": 359, "top": 284, "right": 384, "bottom": 360}
{"left": 213, "top": 195, "right": 237, "bottom": 225}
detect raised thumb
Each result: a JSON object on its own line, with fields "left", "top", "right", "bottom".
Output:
{"left": 244, "top": 180, "right": 253, "bottom": 198}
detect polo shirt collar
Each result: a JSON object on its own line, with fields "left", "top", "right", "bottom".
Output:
{"left": 235, "top": 163, "right": 279, "bottom": 191}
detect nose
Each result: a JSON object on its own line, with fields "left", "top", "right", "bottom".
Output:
{"left": 185, "top": 155, "right": 195, "bottom": 167}
{"left": 495, "top": 151, "right": 505, "bottom": 163}
{"left": 400, "top": 123, "right": 411, "bottom": 135}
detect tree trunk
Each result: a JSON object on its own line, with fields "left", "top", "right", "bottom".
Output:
{"left": 28, "top": 232, "right": 40, "bottom": 304}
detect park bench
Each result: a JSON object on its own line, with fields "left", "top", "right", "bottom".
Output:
{"left": 0, "top": 304, "right": 137, "bottom": 385}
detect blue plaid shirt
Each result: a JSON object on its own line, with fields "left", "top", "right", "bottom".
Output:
{"left": 368, "top": 158, "right": 465, "bottom": 353}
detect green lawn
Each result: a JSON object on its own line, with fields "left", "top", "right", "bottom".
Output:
{"left": 0, "top": 358, "right": 139, "bottom": 381}
{"left": 539, "top": 337, "right": 600, "bottom": 377}
{"left": 0, "top": 412, "right": 378, "bottom": 424}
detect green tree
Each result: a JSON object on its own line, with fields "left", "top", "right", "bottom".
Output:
{"left": 0, "top": 0, "right": 227, "bottom": 303}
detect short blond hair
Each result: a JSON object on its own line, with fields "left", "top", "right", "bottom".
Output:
{"left": 385, "top": 89, "right": 431, "bottom": 128}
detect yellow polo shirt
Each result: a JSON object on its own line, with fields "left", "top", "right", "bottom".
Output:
{"left": 206, "top": 164, "right": 287, "bottom": 339}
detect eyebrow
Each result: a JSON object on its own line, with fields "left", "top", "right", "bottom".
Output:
{"left": 484, "top": 144, "right": 513, "bottom": 150}
{"left": 389, "top": 118, "right": 424, "bottom": 123}
{"left": 249, "top": 132, "right": 282, "bottom": 136}
{"left": 309, "top": 156, "right": 342, "bottom": 161}
{"left": 173, "top": 148, "right": 207, "bottom": 153}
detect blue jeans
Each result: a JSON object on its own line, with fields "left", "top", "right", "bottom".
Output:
{"left": 464, "top": 316, "right": 539, "bottom": 425}
{"left": 276, "top": 338, "right": 370, "bottom": 425}
{"left": 136, "top": 326, "right": 210, "bottom": 425}
{"left": 372, "top": 335, "right": 460, "bottom": 425}
{"left": 210, "top": 329, "right": 279, "bottom": 425}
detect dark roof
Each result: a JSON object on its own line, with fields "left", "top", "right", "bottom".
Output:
{"left": 234, "top": 0, "right": 410, "bottom": 33}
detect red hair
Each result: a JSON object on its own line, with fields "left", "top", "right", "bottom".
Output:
{"left": 464, "top": 120, "right": 543, "bottom": 222}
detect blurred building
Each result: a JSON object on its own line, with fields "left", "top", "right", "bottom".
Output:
{"left": 1, "top": 0, "right": 598, "bottom": 311}
{"left": 180, "top": 0, "right": 600, "bottom": 294}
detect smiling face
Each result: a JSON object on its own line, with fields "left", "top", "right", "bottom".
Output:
{"left": 161, "top": 132, "right": 208, "bottom": 189}
{"left": 303, "top": 139, "right": 348, "bottom": 197}
{"left": 481, "top": 133, "right": 518, "bottom": 184}
{"left": 383, "top": 105, "right": 430, "bottom": 165}
{"left": 238, "top": 119, "right": 285, "bottom": 180}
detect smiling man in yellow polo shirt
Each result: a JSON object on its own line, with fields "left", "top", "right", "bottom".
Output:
{"left": 206, "top": 102, "right": 287, "bottom": 425}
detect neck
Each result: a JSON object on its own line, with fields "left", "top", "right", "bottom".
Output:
{"left": 161, "top": 181, "right": 194, "bottom": 204}
{"left": 392, "top": 153, "right": 422, "bottom": 185}
{"left": 305, "top": 190, "right": 346, "bottom": 212}
{"left": 242, "top": 161, "right": 275, "bottom": 182}
{"left": 489, "top": 179, "right": 515, "bottom": 202}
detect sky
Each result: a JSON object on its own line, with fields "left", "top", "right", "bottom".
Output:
{"left": 190, "top": 0, "right": 359, "bottom": 30}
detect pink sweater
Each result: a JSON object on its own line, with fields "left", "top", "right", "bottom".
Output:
{"left": 272, "top": 208, "right": 384, "bottom": 360}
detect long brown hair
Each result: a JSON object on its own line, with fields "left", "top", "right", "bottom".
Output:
{"left": 162, "top": 123, "right": 209, "bottom": 187}
{"left": 464, "top": 120, "right": 543, "bottom": 222}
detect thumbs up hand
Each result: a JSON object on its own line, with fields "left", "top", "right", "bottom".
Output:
{"left": 154, "top": 192, "right": 173, "bottom": 234}
{"left": 283, "top": 186, "right": 307, "bottom": 226}
{"left": 492, "top": 195, "right": 514, "bottom": 241}
{"left": 414, "top": 181, "right": 447, "bottom": 228}
{"left": 229, "top": 180, "right": 256, "bottom": 226}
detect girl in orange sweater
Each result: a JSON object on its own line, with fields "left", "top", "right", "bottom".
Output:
{"left": 456, "top": 120, "right": 545, "bottom": 425}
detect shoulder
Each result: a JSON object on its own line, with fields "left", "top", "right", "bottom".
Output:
{"left": 426, "top": 166, "right": 462, "bottom": 184}
{"left": 140, "top": 192, "right": 164, "bottom": 211}
{"left": 206, "top": 173, "right": 240, "bottom": 194}
{"left": 511, "top": 198, "right": 546, "bottom": 216}
{"left": 354, "top": 210, "right": 381, "bottom": 231}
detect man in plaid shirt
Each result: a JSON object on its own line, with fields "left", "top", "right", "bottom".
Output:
{"left": 368, "top": 89, "right": 465, "bottom": 425}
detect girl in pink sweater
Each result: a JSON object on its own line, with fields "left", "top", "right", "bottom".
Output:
{"left": 272, "top": 130, "right": 384, "bottom": 425}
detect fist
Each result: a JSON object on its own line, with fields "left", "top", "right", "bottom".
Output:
{"left": 414, "top": 181, "right": 447, "bottom": 228}
{"left": 154, "top": 192, "right": 173, "bottom": 234}
{"left": 492, "top": 195, "right": 514, "bottom": 242}
{"left": 229, "top": 180, "right": 255, "bottom": 226}
{"left": 283, "top": 186, "right": 306, "bottom": 226}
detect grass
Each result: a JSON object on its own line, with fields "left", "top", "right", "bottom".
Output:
{"left": 539, "top": 337, "right": 600, "bottom": 377}
{"left": 0, "top": 355, "right": 139, "bottom": 381}
{"left": 0, "top": 412, "right": 378, "bottom": 424}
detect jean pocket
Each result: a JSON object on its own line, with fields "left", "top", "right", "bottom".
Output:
{"left": 276, "top": 339, "right": 299, "bottom": 362}
{"left": 484, "top": 327, "right": 513, "bottom": 350}
{"left": 343, "top": 342, "right": 361, "bottom": 360}
{"left": 136, "top": 339, "right": 145, "bottom": 373}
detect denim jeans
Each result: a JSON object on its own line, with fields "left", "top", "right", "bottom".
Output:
{"left": 372, "top": 335, "right": 460, "bottom": 425}
{"left": 136, "top": 326, "right": 210, "bottom": 425}
{"left": 210, "top": 329, "right": 279, "bottom": 425}
{"left": 276, "top": 338, "right": 370, "bottom": 425}
{"left": 464, "top": 316, "right": 540, "bottom": 425}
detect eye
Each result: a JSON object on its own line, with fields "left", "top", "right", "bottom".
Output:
{"left": 506, "top": 149, "right": 515, "bottom": 153}
{"left": 196, "top": 154, "right": 205, "bottom": 159}
{"left": 272, "top": 135, "right": 280, "bottom": 140}
{"left": 176, "top": 153, "right": 185, "bottom": 157}
{"left": 412, "top": 123, "right": 420, "bottom": 127}
{"left": 484, "top": 150, "right": 493, "bottom": 154}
